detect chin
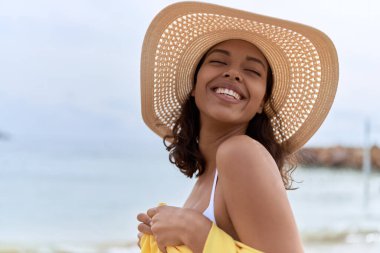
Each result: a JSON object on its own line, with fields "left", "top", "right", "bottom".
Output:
{"left": 209, "top": 111, "right": 248, "bottom": 125}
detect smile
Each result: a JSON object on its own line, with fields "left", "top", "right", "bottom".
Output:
{"left": 214, "top": 87, "right": 242, "bottom": 100}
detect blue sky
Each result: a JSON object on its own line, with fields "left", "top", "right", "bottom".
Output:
{"left": 0, "top": 0, "right": 379, "bottom": 148}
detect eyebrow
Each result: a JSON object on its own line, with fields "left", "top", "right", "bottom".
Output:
{"left": 207, "top": 48, "right": 267, "bottom": 70}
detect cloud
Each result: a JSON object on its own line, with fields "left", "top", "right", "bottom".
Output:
{"left": 0, "top": 0, "right": 379, "bottom": 145}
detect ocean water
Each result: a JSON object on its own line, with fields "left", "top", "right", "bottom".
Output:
{"left": 0, "top": 137, "right": 380, "bottom": 252}
{"left": 0, "top": 137, "right": 194, "bottom": 246}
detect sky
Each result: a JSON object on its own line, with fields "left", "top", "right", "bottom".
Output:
{"left": 0, "top": 0, "right": 380, "bottom": 148}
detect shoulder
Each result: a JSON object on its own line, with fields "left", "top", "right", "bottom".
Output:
{"left": 216, "top": 134, "right": 270, "bottom": 159}
{"left": 216, "top": 135, "right": 281, "bottom": 183}
{"left": 214, "top": 136, "right": 302, "bottom": 252}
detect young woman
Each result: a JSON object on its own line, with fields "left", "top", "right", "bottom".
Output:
{"left": 137, "top": 2, "right": 339, "bottom": 253}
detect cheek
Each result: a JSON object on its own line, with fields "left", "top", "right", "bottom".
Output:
{"left": 192, "top": 72, "right": 210, "bottom": 99}
{"left": 196, "top": 64, "right": 220, "bottom": 84}
{"left": 192, "top": 86, "right": 204, "bottom": 109}
{"left": 259, "top": 88, "right": 267, "bottom": 102}
{"left": 250, "top": 83, "right": 266, "bottom": 100}
{"left": 192, "top": 85, "right": 203, "bottom": 99}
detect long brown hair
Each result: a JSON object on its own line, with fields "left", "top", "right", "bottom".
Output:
{"left": 164, "top": 47, "right": 297, "bottom": 190}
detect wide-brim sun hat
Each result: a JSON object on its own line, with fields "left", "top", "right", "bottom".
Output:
{"left": 140, "top": 1, "right": 339, "bottom": 153}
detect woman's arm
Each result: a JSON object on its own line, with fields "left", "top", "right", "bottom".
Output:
{"left": 215, "top": 135, "right": 304, "bottom": 253}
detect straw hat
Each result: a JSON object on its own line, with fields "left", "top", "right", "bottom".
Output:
{"left": 141, "top": 1, "right": 339, "bottom": 153}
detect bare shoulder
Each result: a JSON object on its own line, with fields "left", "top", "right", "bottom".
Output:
{"left": 216, "top": 135, "right": 282, "bottom": 184}
{"left": 215, "top": 135, "right": 303, "bottom": 252}
{"left": 217, "top": 135, "right": 271, "bottom": 157}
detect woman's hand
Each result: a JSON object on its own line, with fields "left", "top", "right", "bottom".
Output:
{"left": 137, "top": 205, "right": 212, "bottom": 253}
{"left": 136, "top": 212, "right": 153, "bottom": 248}
{"left": 136, "top": 205, "right": 186, "bottom": 251}
{"left": 146, "top": 205, "right": 188, "bottom": 253}
{"left": 148, "top": 206, "right": 213, "bottom": 253}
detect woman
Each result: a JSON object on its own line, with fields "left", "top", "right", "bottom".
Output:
{"left": 137, "top": 2, "right": 339, "bottom": 253}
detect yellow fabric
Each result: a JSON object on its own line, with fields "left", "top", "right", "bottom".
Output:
{"left": 140, "top": 222, "right": 263, "bottom": 253}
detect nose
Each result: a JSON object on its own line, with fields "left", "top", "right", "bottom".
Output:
{"left": 223, "top": 69, "right": 242, "bottom": 82}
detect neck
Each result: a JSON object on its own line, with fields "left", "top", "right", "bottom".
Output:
{"left": 198, "top": 115, "right": 247, "bottom": 177}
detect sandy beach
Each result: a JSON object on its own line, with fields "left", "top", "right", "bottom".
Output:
{"left": 2, "top": 239, "right": 380, "bottom": 253}
{"left": 0, "top": 242, "right": 140, "bottom": 253}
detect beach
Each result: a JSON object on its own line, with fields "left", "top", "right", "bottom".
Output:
{"left": 1, "top": 0, "right": 379, "bottom": 251}
{"left": 1, "top": 138, "right": 380, "bottom": 252}
{"left": 2, "top": 242, "right": 380, "bottom": 253}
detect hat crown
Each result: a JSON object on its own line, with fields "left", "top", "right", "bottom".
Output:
{"left": 141, "top": 1, "right": 339, "bottom": 153}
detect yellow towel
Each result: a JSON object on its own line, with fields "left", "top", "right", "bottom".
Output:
{"left": 140, "top": 222, "right": 263, "bottom": 253}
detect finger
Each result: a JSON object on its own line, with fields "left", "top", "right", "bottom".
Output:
{"left": 158, "top": 244, "right": 167, "bottom": 253}
{"left": 137, "top": 232, "right": 143, "bottom": 248}
{"left": 138, "top": 223, "right": 153, "bottom": 235}
{"left": 147, "top": 207, "right": 158, "bottom": 218}
{"left": 137, "top": 213, "right": 152, "bottom": 225}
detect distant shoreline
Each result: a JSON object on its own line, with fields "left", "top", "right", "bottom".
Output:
{"left": 297, "top": 145, "right": 380, "bottom": 170}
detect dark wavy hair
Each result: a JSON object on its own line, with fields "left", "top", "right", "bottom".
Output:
{"left": 164, "top": 47, "right": 297, "bottom": 190}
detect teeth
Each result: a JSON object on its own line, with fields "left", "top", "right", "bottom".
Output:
{"left": 215, "top": 88, "right": 241, "bottom": 100}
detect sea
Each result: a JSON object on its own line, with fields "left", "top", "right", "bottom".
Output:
{"left": 0, "top": 136, "right": 380, "bottom": 253}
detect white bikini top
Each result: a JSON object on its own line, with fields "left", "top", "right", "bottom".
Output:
{"left": 202, "top": 169, "right": 218, "bottom": 224}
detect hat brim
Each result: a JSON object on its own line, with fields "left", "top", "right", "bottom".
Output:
{"left": 141, "top": 1, "right": 339, "bottom": 153}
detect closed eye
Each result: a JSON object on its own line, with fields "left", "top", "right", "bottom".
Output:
{"left": 245, "top": 69, "right": 261, "bottom": 77}
{"left": 209, "top": 60, "right": 227, "bottom": 65}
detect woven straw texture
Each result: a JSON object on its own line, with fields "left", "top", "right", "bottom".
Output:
{"left": 141, "top": 1, "right": 339, "bottom": 153}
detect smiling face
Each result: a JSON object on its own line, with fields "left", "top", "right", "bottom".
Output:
{"left": 192, "top": 39, "right": 269, "bottom": 127}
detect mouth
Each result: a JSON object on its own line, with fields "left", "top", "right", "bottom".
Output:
{"left": 213, "top": 87, "right": 243, "bottom": 101}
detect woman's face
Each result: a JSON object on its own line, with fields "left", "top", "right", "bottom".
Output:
{"left": 192, "top": 39, "right": 269, "bottom": 126}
